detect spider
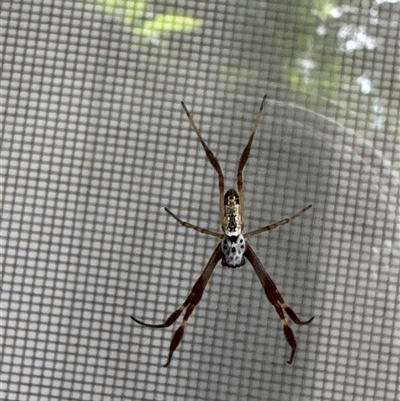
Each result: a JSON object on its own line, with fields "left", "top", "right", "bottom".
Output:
{"left": 131, "top": 95, "right": 314, "bottom": 367}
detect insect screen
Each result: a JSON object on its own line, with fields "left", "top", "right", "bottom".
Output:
{"left": 2, "top": 1, "right": 399, "bottom": 400}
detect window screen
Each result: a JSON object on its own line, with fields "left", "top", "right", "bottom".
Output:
{"left": 2, "top": 1, "right": 399, "bottom": 400}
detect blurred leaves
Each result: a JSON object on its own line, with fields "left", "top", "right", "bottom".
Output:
{"left": 137, "top": 14, "right": 201, "bottom": 37}
{"left": 284, "top": 0, "right": 342, "bottom": 99}
{"left": 91, "top": 0, "right": 201, "bottom": 37}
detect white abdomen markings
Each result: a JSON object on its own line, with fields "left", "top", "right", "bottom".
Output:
{"left": 221, "top": 234, "right": 246, "bottom": 268}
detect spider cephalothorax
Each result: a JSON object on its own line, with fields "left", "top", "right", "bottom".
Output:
{"left": 221, "top": 233, "right": 246, "bottom": 268}
{"left": 131, "top": 96, "right": 313, "bottom": 367}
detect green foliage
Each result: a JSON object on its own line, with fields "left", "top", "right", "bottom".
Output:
{"left": 138, "top": 14, "right": 201, "bottom": 37}
{"left": 91, "top": 0, "right": 201, "bottom": 37}
{"left": 283, "top": 0, "right": 342, "bottom": 100}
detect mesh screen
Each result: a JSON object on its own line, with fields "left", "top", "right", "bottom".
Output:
{"left": 2, "top": 1, "right": 399, "bottom": 400}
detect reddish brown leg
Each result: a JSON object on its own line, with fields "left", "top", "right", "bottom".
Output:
{"left": 131, "top": 244, "right": 223, "bottom": 367}
{"left": 237, "top": 95, "right": 267, "bottom": 226}
{"left": 181, "top": 101, "right": 225, "bottom": 229}
{"left": 244, "top": 204, "right": 312, "bottom": 238}
{"left": 164, "top": 207, "right": 223, "bottom": 239}
{"left": 245, "top": 243, "right": 313, "bottom": 364}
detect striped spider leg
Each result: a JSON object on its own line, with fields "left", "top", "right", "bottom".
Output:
{"left": 131, "top": 96, "right": 313, "bottom": 366}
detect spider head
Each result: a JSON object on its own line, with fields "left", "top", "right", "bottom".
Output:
{"left": 223, "top": 189, "right": 242, "bottom": 236}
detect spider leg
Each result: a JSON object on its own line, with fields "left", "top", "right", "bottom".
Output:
{"left": 245, "top": 243, "right": 313, "bottom": 364}
{"left": 131, "top": 244, "right": 223, "bottom": 367}
{"left": 165, "top": 207, "right": 223, "bottom": 239}
{"left": 131, "top": 304, "right": 187, "bottom": 328}
{"left": 237, "top": 95, "right": 267, "bottom": 227}
{"left": 181, "top": 101, "right": 225, "bottom": 229}
{"left": 244, "top": 204, "right": 312, "bottom": 238}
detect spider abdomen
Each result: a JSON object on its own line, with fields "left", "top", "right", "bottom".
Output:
{"left": 221, "top": 234, "right": 246, "bottom": 268}
{"left": 223, "top": 189, "right": 242, "bottom": 236}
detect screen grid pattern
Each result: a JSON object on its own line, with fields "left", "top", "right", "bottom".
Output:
{"left": 2, "top": 1, "right": 399, "bottom": 401}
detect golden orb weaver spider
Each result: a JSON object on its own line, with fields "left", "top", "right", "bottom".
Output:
{"left": 131, "top": 95, "right": 314, "bottom": 367}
